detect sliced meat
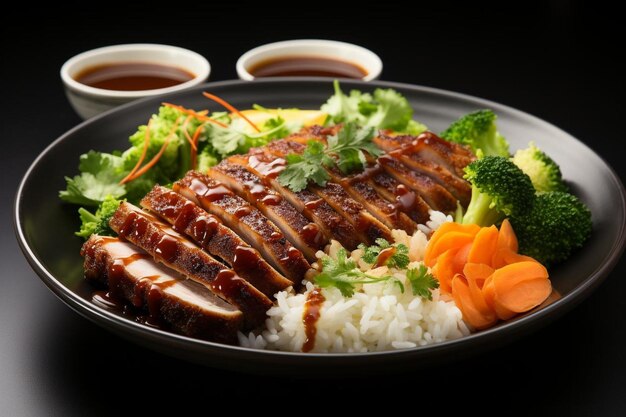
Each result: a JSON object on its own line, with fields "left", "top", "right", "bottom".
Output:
{"left": 174, "top": 171, "right": 311, "bottom": 283}
{"left": 141, "top": 185, "right": 292, "bottom": 296}
{"left": 241, "top": 150, "right": 361, "bottom": 250}
{"left": 264, "top": 139, "right": 393, "bottom": 244}
{"left": 382, "top": 143, "right": 472, "bottom": 206}
{"left": 109, "top": 202, "right": 272, "bottom": 327}
{"left": 82, "top": 236, "right": 242, "bottom": 343}
{"left": 352, "top": 164, "right": 432, "bottom": 226}
{"left": 374, "top": 132, "right": 475, "bottom": 178}
{"left": 377, "top": 153, "right": 459, "bottom": 213}
{"left": 209, "top": 160, "right": 327, "bottom": 260}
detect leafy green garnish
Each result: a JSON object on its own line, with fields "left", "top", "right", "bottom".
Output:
{"left": 60, "top": 151, "right": 126, "bottom": 206}
{"left": 321, "top": 80, "right": 427, "bottom": 134}
{"left": 406, "top": 264, "right": 439, "bottom": 300}
{"left": 75, "top": 195, "right": 123, "bottom": 239}
{"left": 314, "top": 249, "right": 402, "bottom": 297}
{"left": 277, "top": 122, "right": 381, "bottom": 192}
{"left": 358, "top": 238, "right": 410, "bottom": 269}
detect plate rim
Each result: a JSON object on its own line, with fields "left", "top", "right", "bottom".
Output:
{"left": 13, "top": 77, "right": 626, "bottom": 361}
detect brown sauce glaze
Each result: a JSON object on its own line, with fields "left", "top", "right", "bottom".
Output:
{"left": 304, "top": 198, "right": 324, "bottom": 210}
{"left": 190, "top": 216, "right": 219, "bottom": 245}
{"left": 234, "top": 206, "right": 252, "bottom": 218}
{"left": 302, "top": 223, "right": 323, "bottom": 247}
{"left": 205, "top": 184, "right": 234, "bottom": 202}
{"left": 155, "top": 234, "right": 179, "bottom": 263}
{"left": 248, "top": 156, "right": 286, "bottom": 178}
{"left": 173, "top": 201, "right": 197, "bottom": 232}
{"left": 302, "top": 288, "right": 326, "bottom": 352}
{"left": 260, "top": 194, "right": 282, "bottom": 205}
{"left": 232, "top": 246, "right": 261, "bottom": 275}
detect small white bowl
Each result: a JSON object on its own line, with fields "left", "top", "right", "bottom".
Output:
{"left": 236, "top": 39, "right": 382, "bottom": 81}
{"left": 61, "top": 44, "right": 210, "bottom": 119}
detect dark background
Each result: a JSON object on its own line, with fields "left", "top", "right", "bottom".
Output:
{"left": 2, "top": 2, "right": 624, "bottom": 415}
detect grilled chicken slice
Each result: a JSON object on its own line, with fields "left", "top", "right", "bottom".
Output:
{"left": 377, "top": 153, "right": 459, "bottom": 213}
{"left": 82, "top": 236, "right": 242, "bottom": 343}
{"left": 374, "top": 132, "right": 475, "bottom": 178}
{"left": 141, "top": 186, "right": 292, "bottom": 296}
{"left": 350, "top": 164, "right": 432, "bottom": 226}
{"left": 378, "top": 138, "right": 472, "bottom": 206}
{"left": 263, "top": 139, "right": 393, "bottom": 244}
{"left": 209, "top": 160, "right": 327, "bottom": 260}
{"left": 109, "top": 202, "right": 272, "bottom": 327}
{"left": 174, "top": 171, "right": 311, "bottom": 283}
{"left": 237, "top": 150, "right": 361, "bottom": 250}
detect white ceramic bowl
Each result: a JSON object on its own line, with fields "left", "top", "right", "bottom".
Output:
{"left": 61, "top": 44, "right": 210, "bottom": 119}
{"left": 236, "top": 39, "right": 382, "bottom": 81}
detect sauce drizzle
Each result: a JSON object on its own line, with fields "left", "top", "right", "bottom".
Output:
{"left": 302, "top": 288, "right": 326, "bottom": 352}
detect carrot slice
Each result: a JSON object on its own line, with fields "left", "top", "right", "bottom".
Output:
{"left": 452, "top": 243, "right": 472, "bottom": 273}
{"left": 452, "top": 275, "right": 497, "bottom": 329}
{"left": 181, "top": 115, "right": 198, "bottom": 151}
{"left": 492, "top": 248, "right": 537, "bottom": 269}
{"left": 463, "top": 263, "right": 495, "bottom": 289}
{"left": 120, "top": 119, "right": 152, "bottom": 185}
{"left": 202, "top": 92, "right": 260, "bottom": 132}
{"left": 432, "top": 249, "right": 457, "bottom": 294}
{"left": 425, "top": 231, "right": 477, "bottom": 267}
{"left": 492, "top": 261, "right": 551, "bottom": 313}
{"left": 124, "top": 117, "right": 182, "bottom": 182}
{"left": 468, "top": 225, "right": 499, "bottom": 266}
{"left": 498, "top": 219, "right": 518, "bottom": 253}
{"left": 162, "top": 102, "right": 229, "bottom": 128}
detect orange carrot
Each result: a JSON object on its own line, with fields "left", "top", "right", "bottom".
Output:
{"left": 427, "top": 219, "right": 551, "bottom": 329}
{"left": 432, "top": 249, "right": 458, "bottom": 294}
{"left": 120, "top": 119, "right": 152, "bottom": 185}
{"left": 181, "top": 115, "right": 198, "bottom": 151}
{"left": 492, "top": 261, "right": 551, "bottom": 313}
{"left": 452, "top": 274, "right": 497, "bottom": 329}
{"left": 497, "top": 219, "right": 518, "bottom": 253}
{"left": 202, "top": 92, "right": 260, "bottom": 132}
{"left": 425, "top": 231, "right": 478, "bottom": 267}
{"left": 190, "top": 124, "right": 204, "bottom": 170}
{"left": 467, "top": 225, "right": 499, "bottom": 266}
{"left": 162, "top": 102, "right": 228, "bottom": 128}
{"left": 124, "top": 117, "right": 182, "bottom": 182}
{"left": 463, "top": 263, "right": 494, "bottom": 289}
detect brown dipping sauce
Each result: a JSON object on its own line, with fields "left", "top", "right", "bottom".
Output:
{"left": 249, "top": 56, "right": 368, "bottom": 79}
{"left": 75, "top": 62, "right": 195, "bottom": 91}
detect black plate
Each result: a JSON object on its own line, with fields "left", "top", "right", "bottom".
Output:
{"left": 14, "top": 78, "right": 626, "bottom": 374}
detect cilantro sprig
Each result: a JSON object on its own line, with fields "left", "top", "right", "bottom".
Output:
{"left": 314, "top": 248, "right": 403, "bottom": 297}
{"left": 358, "top": 238, "right": 410, "bottom": 269}
{"left": 314, "top": 246, "right": 439, "bottom": 300}
{"left": 407, "top": 264, "right": 439, "bottom": 300}
{"left": 277, "top": 122, "right": 381, "bottom": 192}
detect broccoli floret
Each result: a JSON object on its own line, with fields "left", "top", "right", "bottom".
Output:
{"left": 461, "top": 156, "right": 536, "bottom": 226}
{"left": 510, "top": 191, "right": 592, "bottom": 266}
{"left": 512, "top": 142, "right": 568, "bottom": 193}
{"left": 76, "top": 195, "right": 123, "bottom": 239}
{"left": 441, "top": 109, "right": 510, "bottom": 157}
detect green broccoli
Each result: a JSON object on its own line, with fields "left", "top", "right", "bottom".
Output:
{"left": 461, "top": 156, "right": 536, "bottom": 226}
{"left": 76, "top": 195, "right": 123, "bottom": 239}
{"left": 510, "top": 191, "right": 592, "bottom": 266}
{"left": 512, "top": 142, "right": 568, "bottom": 193}
{"left": 441, "top": 109, "right": 510, "bottom": 157}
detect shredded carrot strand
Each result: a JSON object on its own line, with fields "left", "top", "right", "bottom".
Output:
{"left": 182, "top": 115, "right": 198, "bottom": 151}
{"left": 125, "top": 117, "right": 182, "bottom": 182}
{"left": 190, "top": 124, "right": 204, "bottom": 170}
{"left": 202, "top": 92, "right": 260, "bottom": 132}
{"left": 120, "top": 119, "right": 153, "bottom": 184}
{"left": 162, "top": 102, "right": 228, "bottom": 128}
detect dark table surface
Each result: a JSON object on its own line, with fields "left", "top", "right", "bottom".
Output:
{"left": 2, "top": 4, "right": 624, "bottom": 416}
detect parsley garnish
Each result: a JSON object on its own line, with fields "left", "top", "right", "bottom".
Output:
{"left": 277, "top": 122, "right": 381, "bottom": 192}
{"left": 358, "top": 238, "right": 410, "bottom": 269}
{"left": 406, "top": 264, "right": 439, "bottom": 300}
{"left": 314, "top": 249, "right": 403, "bottom": 297}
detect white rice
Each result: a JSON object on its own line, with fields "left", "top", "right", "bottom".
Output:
{"left": 238, "top": 210, "right": 469, "bottom": 352}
